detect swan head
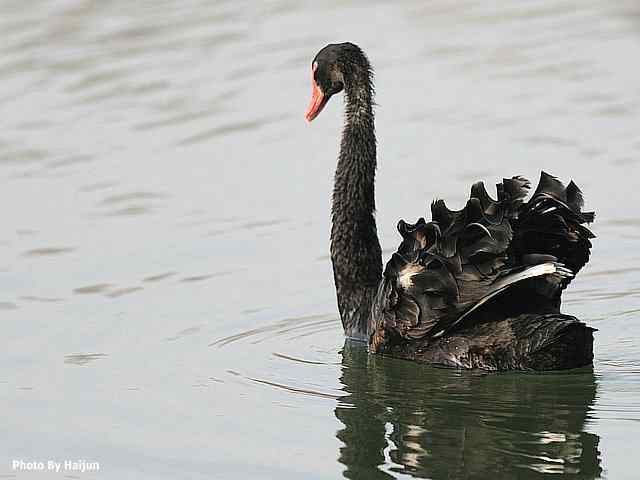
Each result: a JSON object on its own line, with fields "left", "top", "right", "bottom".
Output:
{"left": 305, "top": 42, "right": 372, "bottom": 122}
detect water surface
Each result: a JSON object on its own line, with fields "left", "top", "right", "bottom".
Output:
{"left": 2, "top": 1, "right": 640, "bottom": 478}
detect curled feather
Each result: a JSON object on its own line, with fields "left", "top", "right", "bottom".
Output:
{"left": 372, "top": 173, "right": 595, "bottom": 351}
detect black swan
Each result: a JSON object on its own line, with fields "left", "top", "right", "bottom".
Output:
{"left": 305, "top": 43, "right": 596, "bottom": 371}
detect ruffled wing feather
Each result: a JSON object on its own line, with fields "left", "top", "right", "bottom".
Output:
{"left": 371, "top": 172, "right": 594, "bottom": 353}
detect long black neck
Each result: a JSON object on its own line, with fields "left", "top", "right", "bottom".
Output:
{"left": 330, "top": 67, "right": 383, "bottom": 341}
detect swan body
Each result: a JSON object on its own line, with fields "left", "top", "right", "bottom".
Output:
{"left": 306, "top": 43, "right": 595, "bottom": 371}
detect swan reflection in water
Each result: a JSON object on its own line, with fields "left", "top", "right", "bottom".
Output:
{"left": 335, "top": 341, "right": 602, "bottom": 479}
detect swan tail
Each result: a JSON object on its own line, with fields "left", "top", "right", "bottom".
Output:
{"left": 518, "top": 314, "right": 595, "bottom": 370}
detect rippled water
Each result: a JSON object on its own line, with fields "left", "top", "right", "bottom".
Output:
{"left": 2, "top": 1, "right": 640, "bottom": 478}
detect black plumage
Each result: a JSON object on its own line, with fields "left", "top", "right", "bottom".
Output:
{"left": 370, "top": 174, "right": 595, "bottom": 369}
{"left": 306, "top": 43, "right": 596, "bottom": 370}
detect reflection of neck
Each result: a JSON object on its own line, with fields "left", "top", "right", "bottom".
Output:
{"left": 330, "top": 73, "right": 382, "bottom": 340}
{"left": 335, "top": 342, "right": 387, "bottom": 477}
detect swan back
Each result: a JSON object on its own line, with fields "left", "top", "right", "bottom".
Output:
{"left": 370, "top": 172, "right": 595, "bottom": 353}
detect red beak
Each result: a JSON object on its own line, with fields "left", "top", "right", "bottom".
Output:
{"left": 305, "top": 63, "right": 328, "bottom": 122}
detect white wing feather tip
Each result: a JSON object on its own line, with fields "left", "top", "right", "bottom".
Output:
{"left": 446, "top": 262, "right": 570, "bottom": 333}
